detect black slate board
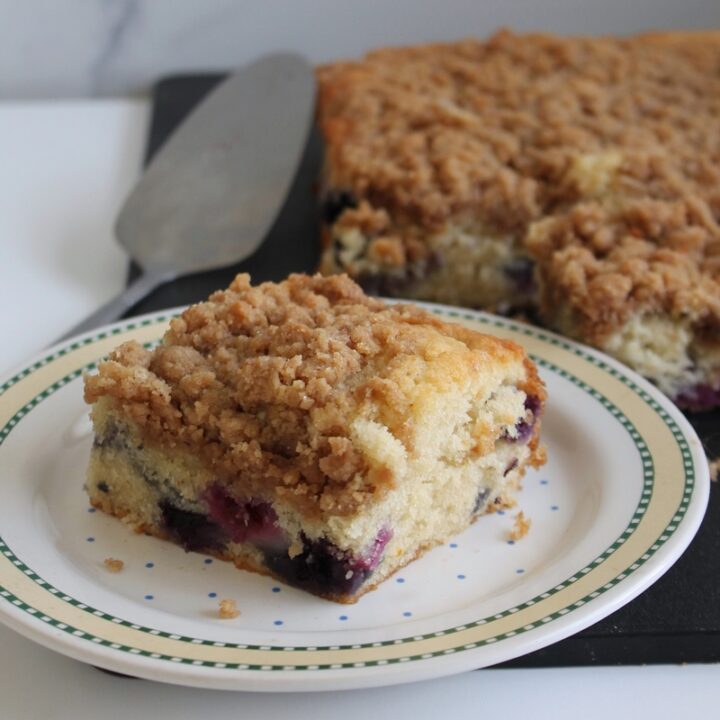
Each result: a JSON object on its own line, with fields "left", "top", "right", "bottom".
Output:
{"left": 127, "top": 74, "right": 719, "bottom": 668}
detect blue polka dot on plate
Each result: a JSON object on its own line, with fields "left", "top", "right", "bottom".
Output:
{"left": 449, "top": 543, "right": 458, "bottom": 549}
{"left": 516, "top": 568, "right": 525, "bottom": 574}
{"left": 271, "top": 586, "right": 281, "bottom": 593}
{"left": 396, "top": 577, "right": 405, "bottom": 584}
{"left": 145, "top": 562, "right": 154, "bottom": 569}
{"left": 208, "top": 592, "right": 217, "bottom": 598}
{"left": 144, "top": 594, "right": 154, "bottom": 600}
{"left": 457, "top": 574, "right": 466, "bottom": 580}
{"left": 274, "top": 620, "right": 284, "bottom": 626}
{"left": 540, "top": 479, "right": 549, "bottom": 485}
{"left": 204, "top": 558, "right": 213, "bottom": 565}
{"left": 403, "top": 611, "right": 412, "bottom": 617}
{"left": 551, "top": 505, "right": 559, "bottom": 511}
{"left": 86, "top": 537, "right": 95, "bottom": 542}
{"left": 507, "top": 540, "right": 515, "bottom": 545}
{"left": 339, "top": 615, "right": 348, "bottom": 621}
{"left": 87, "top": 507, "right": 96, "bottom": 513}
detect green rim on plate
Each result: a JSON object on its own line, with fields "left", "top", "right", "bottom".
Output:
{"left": 0, "top": 305, "right": 708, "bottom": 685}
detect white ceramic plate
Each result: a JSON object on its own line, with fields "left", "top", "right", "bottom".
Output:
{"left": 0, "top": 304, "right": 709, "bottom": 691}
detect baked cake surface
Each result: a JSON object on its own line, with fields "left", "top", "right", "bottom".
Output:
{"left": 84, "top": 273, "right": 546, "bottom": 602}
{"left": 316, "top": 31, "right": 720, "bottom": 408}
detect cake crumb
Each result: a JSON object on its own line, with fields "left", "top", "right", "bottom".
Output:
{"left": 709, "top": 458, "right": 720, "bottom": 483}
{"left": 287, "top": 539, "right": 304, "bottom": 559}
{"left": 509, "top": 511, "right": 531, "bottom": 541}
{"left": 218, "top": 599, "right": 240, "bottom": 619}
{"left": 103, "top": 557, "right": 124, "bottom": 573}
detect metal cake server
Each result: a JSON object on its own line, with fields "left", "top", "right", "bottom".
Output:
{"left": 59, "top": 53, "right": 315, "bottom": 342}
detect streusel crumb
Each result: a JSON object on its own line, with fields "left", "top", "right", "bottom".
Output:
{"left": 103, "top": 558, "right": 124, "bottom": 573}
{"left": 509, "top": 511, "right": 531, "bottom": 541}
{"left": 319, "top": 31, "right": 720, "bottom": 233}
{"left": 526, "top": 198, "right": 720, "bottom": 344}
{"left": 218, "top": 599, "right": 240, "bottom": 619}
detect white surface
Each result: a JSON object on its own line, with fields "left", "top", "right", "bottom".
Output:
{"left": 0, "top": 621, "right": 715, "bottom": 720}
{"left": 1, "top": 307, "right": 708, "bottom": 691}
{"left": 1, "top": 0, "right": 720, "bottom": 98}
{"left": 0, "top": 100, "right": 717, "bottom": 715}
{"left": 0, "top": 100, "right": 148, "bottom": 375}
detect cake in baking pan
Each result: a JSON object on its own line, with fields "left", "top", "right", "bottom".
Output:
{"left": 316, "top": 31, "right": 720, "bottom": 408}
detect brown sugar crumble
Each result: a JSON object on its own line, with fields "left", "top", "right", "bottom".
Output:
{"left": 319, "top": 30, "right": 720, "bottom": 238}
{"left": 218, "top": 599, "right": 240, "bottom": 619}
{"left": 103, "top": 558, "right": 124, "bottom": 573}
{"left": 526, "top": 198, "right": 720, "bottom": 345}
{"left": 509, "top": 511, "right": 531, "bottom": 541}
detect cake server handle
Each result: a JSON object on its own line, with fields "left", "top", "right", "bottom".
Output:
{"left": 55, "top": 268, "right": 175, "bottom": 344}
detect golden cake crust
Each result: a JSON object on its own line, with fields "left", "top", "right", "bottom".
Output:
{"left": 84, "top": 273, "right": 544, "bottom": 519}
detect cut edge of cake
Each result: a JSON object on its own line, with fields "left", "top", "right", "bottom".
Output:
{"left": 315, "top": 31, "right": 720, "bottom": 410}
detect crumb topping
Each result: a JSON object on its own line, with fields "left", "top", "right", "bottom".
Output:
{"left": 526, "top": 198, "right": 720, "bottom": 342}
{"left": 509, "top": 511, "right": 531, "bottom": 541}
{"left": 84, "top": 274, "right": 540, "bottom": 518}
{"left": 318, "top": 31, "right": 720, "bottom": 337}
{"left": 319, "top": 31, "right": 720, "bottom": 231}
{"left": 103, "top": 558, "right": 124, "bottom": 573}
{"left": 218, "top": 598, "right": 240, "bottom": 619}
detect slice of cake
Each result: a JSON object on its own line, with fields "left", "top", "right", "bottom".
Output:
{"left": 84, "top": 273, "right": 546, "bottom": 603}
{"left": 316, "top": 31, "right": 720, "bottom": 408}
{"left": 526, "top": 199, "right": 720, "bottom": 410}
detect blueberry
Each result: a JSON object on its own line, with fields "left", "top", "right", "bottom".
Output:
{"left": 263, "top": 528, "right": 392, "bottom": 597}
{"left": 675, "top": 383, "right": 720, "bottom": 411}
{"left": 159, "top": 501, "right": 227, "bottom": 552}
{"left": 321, "top": 189, "right": 357, "bottom": 224}
{"left": 503, "top": 257, "right": 535, "bottom": 294}
{"left": 356, "top": 272, "right": 411, "bottom": 298}
{"left": 472, "top": 487, "right": 490, "bottom": 515}
{"left": 205, "top": 486, "right": 286, "bottom": 548}
{"left": 93, "top": 422, "right": 120, "bottom": 449}
{"left": 507, "top": 394, "right": 542, "bottom": 444}
{"left": 355, "top": 254, "right": 440, "bottom": 298}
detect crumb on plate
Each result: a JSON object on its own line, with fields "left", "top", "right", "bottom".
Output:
{"left": 218, "top": 599, "right": 240, "bottom": 619}
{"left": 103, "top": 557, "right": 124, "bottom": 573}
{"left": 709, "top": 457, "right": 719, "bottom": 482}
{"left": 509, "top": 511, "right": 531, "bottom": 541}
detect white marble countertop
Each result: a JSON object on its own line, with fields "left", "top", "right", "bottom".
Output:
{"left": 1, "top": 99, "right": 719, "bottom": 717}
{"left": 1, "top": 617, "right": 718, "bottom": 719}
{"left": 3, "top": 0, "right": 720, "bottom": 99}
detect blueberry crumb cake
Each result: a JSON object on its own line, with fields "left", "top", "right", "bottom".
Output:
{"left": 316, "top": 31, "right": 720, "bottom": 409}
{"left": 84, "top": 273, "right": 546, "bottom": 603}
